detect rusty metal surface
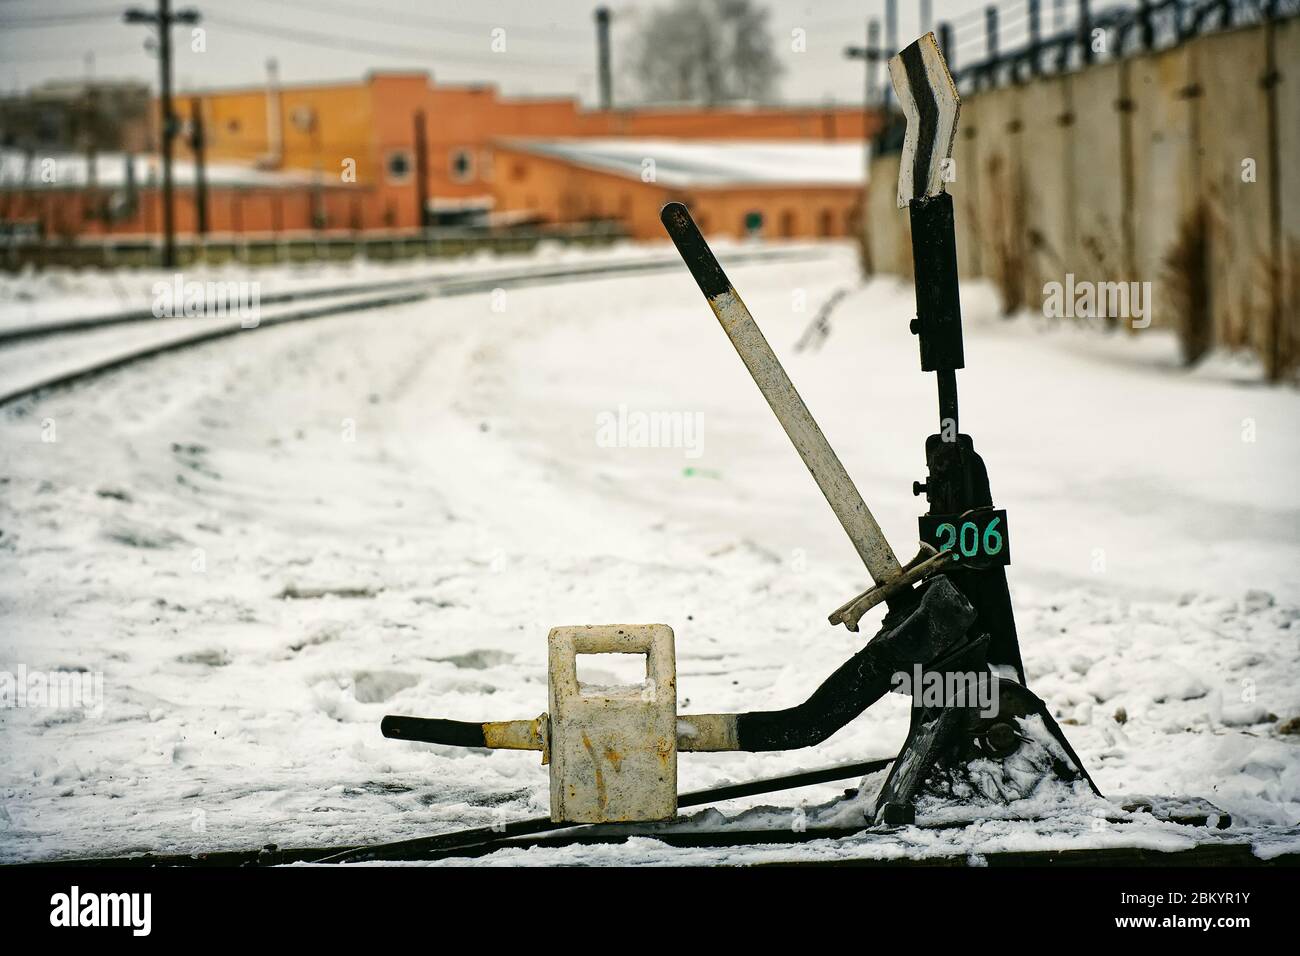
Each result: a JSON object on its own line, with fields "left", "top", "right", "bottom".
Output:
{"left": 674, "top": 713, "right": 739, "bottom": 752}
{"left": 483, "top": 715, "right": 549, "bottom": 760}
{"left": 829, "top": 544, "right": 946, "bottom": 632}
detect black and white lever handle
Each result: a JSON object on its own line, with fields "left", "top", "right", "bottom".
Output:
{"left": 660, "top": 202, "right": 904, "bottom": 590}
{"left": 888, "top": 31, "right": 961, "bottom": 208}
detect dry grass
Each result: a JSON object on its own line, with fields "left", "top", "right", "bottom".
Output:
{"left": 854, "top": 196, "right": 874, "bottom": 278}
{"left": 1161, "top": 203, "right": 1213, "bottom": 367}
{"left": 984, "top": 154, "right": 1026, "bottom": 316}
{"left": 1267, "top": 238, "right": 1300, "bottom": 381}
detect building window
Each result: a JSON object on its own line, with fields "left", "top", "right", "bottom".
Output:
{"left": 511, "top": 162, "right": 527, "bottom": 182}
{"left": 780, "top": 210, "right": 796, "bottom": 237}
{"left": 450, "top": 148, "right": 474, "bottom": 183}
{"left": 818, "top": 209, "right": 833, "bottom": 237}
{"left": 386, "top": 150, "right": 413, "bottom": 184}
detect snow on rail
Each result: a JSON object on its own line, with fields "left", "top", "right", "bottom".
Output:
{"left": 0, "top": 245, "right": 826, "bottom": 406}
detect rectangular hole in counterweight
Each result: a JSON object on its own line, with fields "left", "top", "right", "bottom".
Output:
{"left": 576, "top": 652, "right": 649, "bottom": 695}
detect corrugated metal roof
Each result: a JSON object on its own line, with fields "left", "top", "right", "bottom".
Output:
{"left": 498, "top": 138, "right": 868, "bottom": 188}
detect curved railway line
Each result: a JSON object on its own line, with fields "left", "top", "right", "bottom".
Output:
{"left": 0, "top": 246, "right": 823, "bottom": 407}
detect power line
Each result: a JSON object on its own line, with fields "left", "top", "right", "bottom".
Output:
{"left": 0, "top": 42, "right": 145, "bottom": 63}
{"left": 0, "top": 9, "right": 120, "bottom": 28}
{"left": 203, "top": 12, "right": 591, "bottom": 74}
{"left": 261, "top": 0, "right": 595, "bottom": 44}
{"left": 125, "top": 0, "right": 200, "bottom": 269}
{"left": 946, "top": 4, "right": 1003, "bottom": 28}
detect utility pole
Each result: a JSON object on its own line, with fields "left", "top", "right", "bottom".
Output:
{"left": 846, "top": 20, "right": 886, "bottom": 109}
{"left": 594, "top": 7, "right": 613, "bottom": 110}
{"left": 845, "top": 18, "right": 886, "bottom": 160}
{"left": 883, "top": 0, "right": 897, "bottom": 109}
{"left": 413, "top": 109, "right": 429, "bottom": 230}
{"left": 865, "top": 19, "right": 881, "bottom": 105}
{"left": 857, "top": 17, "right": 882, "bottom": 272}
{"left": 83, "top": 52, "right": 99, "bottom": 225}
{"left": 123, "top": 150, "right": 137, "bottom": 225}
{"left": 189, "top": 97, "right": 207, "bottom": 237}
{"left": 125, "top": 0, "right": 200, "bottom": 269}
{"left": 307, "top": 111, "right": 324, "bottom": 231}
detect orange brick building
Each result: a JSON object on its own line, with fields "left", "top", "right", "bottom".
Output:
{"left": 3, "top": 71, "right": 880, "bottom": 241}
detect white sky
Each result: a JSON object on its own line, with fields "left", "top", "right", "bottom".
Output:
{"left": 0, "top": 0, "right": 1043, "bottom": 105}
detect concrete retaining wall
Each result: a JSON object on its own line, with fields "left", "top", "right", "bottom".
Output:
{"left": 864, "top": 19, "right": 1300, "bottom": 378}
{"left": 1279, "top": 18, "right": 1300, "bottom": 373}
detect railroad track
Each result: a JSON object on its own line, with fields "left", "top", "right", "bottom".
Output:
{"left": 9, "top": 751, "right": 1287, "bottom": 867}
{"left": 0, "top": 246, "right": 824, "bottom": 407}
{"left": 17, "top": 823, "right": 1295, "bottom": 869}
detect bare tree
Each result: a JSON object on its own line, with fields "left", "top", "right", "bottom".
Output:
{"left": 625, "top": 0, "right": 783, "bottom": 106}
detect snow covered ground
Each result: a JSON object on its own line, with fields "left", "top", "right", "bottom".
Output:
{"left": 0, "top": 243, "right": 1297, "bottom": 865}
{"left": 0, "top": 236, "right": 820, "bottom": 333}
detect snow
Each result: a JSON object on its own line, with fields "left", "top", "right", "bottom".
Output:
{"left": 0, "top": 236, "right": 823, "bottom": 333}
{"left": 0, "top": 147, "right": 319, "bottom": 190}
{"left": 0, "top": 288, "right": 428, "bottom": 405}
{"left": 0, "top": 243, "right": 1297, "bottom": 865}
{"left": 0, "top": 242, "right": 828, "bottom": 403}
{"left": 499, "top": 138, "right": 868, "bottom": 187}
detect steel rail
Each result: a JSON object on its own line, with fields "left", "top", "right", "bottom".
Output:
{"left": 13, "top": 756, "right": 895, "bottom": 868}
{"left": 0, "top": 247, "right": 826, "bottom": 407}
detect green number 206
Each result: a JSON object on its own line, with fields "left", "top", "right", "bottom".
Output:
{"left": 935, "top": 517, "right": 1003, "bottom": 561}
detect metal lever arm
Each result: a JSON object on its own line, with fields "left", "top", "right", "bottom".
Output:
{"left": 382, "top": 714, "right": 548, "bottom": 753}
{"left": 383, "top": 577, "right": 975, "bottom": 757}
{"left": 660, "top": 201, "right": 903, "bottom": 590}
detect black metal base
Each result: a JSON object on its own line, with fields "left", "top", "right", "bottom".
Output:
{"left": 872, "top": 667, "right": 1101, "bottom": 826}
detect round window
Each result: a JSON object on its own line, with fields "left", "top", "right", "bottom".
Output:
{"left": 387, "top": 151, "right": 412, "bottom": 182}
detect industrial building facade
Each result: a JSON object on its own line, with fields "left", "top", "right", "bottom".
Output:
{"left": 2, "top": 71, "right": 879, "bottom": 242}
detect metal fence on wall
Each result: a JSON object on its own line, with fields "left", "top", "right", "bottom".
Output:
{"left": 863, "top": 6, "right": 1300, "bottom": 380}
{"left": 869, "top": 0, "right": 1300, "bottom": 111}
